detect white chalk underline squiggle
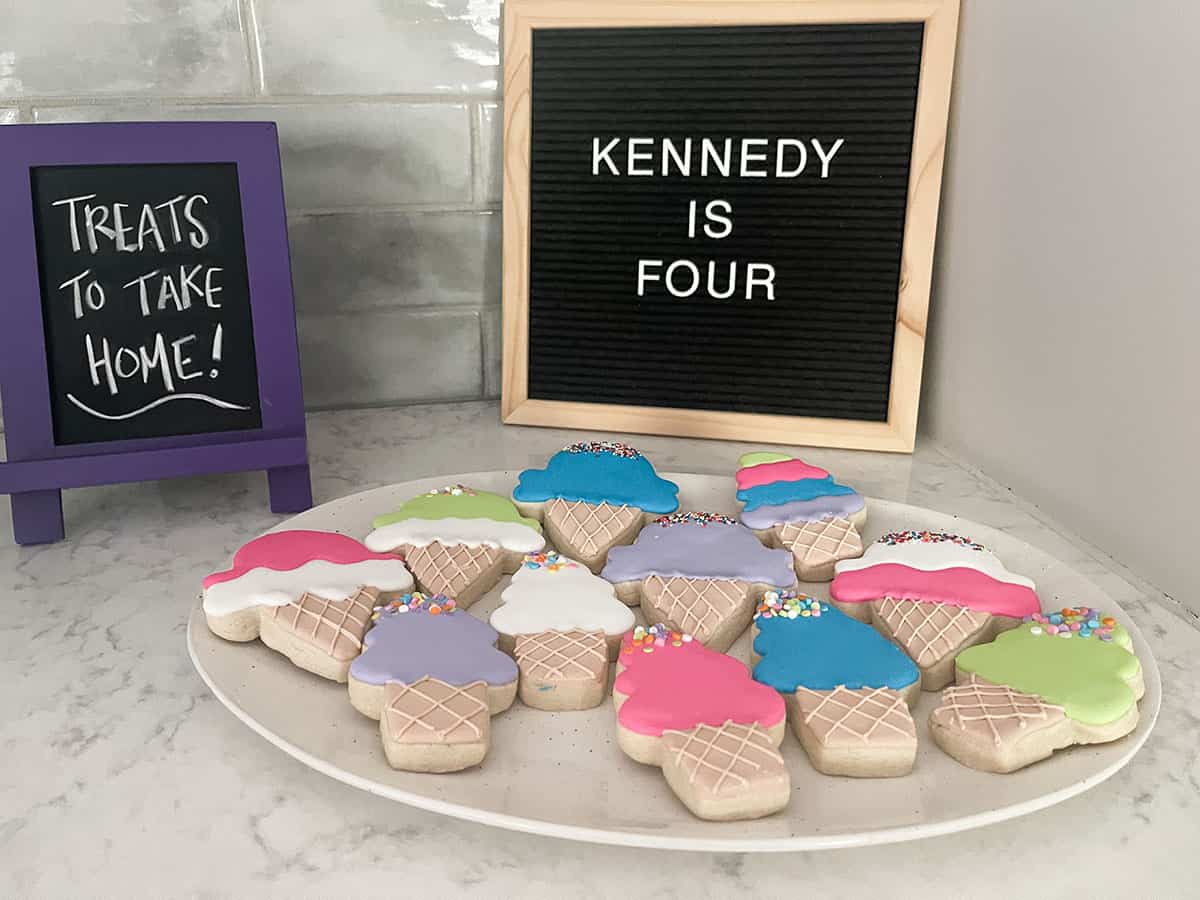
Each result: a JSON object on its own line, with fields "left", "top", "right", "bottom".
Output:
{"left": 66, "top": 392, "right": 252, "bottom": 421}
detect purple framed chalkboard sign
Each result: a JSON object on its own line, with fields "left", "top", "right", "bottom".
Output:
{"left": 0, "top": 121, "right": 311, "bottom": 544}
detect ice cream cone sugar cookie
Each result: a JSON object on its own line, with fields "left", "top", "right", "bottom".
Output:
{"left": 831, "top": 530, "right": 1040, "bottom": 690}
{"left": 931, "top": 607, "right": 1143, "bottom": 773}
{"left": 366, "top": 484, "right": 543, "bottom": 609}
{"left": 348, "top": 591, "right": 518, "bottom": 773}
{"left": 202, "top": 530, "right": 413, "bottom": 682}
{"left": 602, "top": 512, "right": 795, "bottom": 651}
{"left": 490, "top": 551, "right": 635, "bottom": 710}
{"left": 613, "top": 624, "right": 789, "bottom": 821}
{"left": 513, "top": 442, "right": 679, "bottom": 572}
{"left": 735, "top": 452, "right": 866, "bottom": 581}
{"left": 751, "top": 591, "right": 919, "bottom": 777}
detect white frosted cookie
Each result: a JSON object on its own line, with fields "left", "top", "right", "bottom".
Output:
{"left": 491, "top": 551, "right": 633, "bottom": 710}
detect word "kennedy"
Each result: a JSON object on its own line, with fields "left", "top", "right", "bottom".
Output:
{"left": 591, "top": 136, "right": 846, "bottom": 179}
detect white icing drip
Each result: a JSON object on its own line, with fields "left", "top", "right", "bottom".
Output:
{"left": 491, "top": 559, "right": 635, "bottom": 638}
{"left": 833, "top": 539, "right": 1036, "bottom": 589}
{"left": 202, "top": 558, "right": 413, "bottom": 617}
{"left": 364, "top": 517, "right": 546, "bottom": 553}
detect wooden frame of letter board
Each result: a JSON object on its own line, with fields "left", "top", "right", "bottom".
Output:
{"left": 501, "top": 0, "right": 959, "bottom": 452}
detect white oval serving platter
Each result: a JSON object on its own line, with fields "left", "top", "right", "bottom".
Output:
{"left": 187, "top": 471, "right": 1160, "bottom": 851}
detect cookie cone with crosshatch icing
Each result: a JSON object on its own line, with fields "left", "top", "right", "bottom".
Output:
{"left": 201, "top": 530, "right": 414, "bottom": 682}
{"left": 512, "top": 442, "right": 679, "bottom": 573}
{"left": 830, "top": 530, "right": 1041, "bottom": 691}
{"left": 601, "top": 512, "right": 795, "bottom": 651}
{"left": 931, "top": 607, "right": 1144, "bottom": 773}
{"left": 735, "top": 451, "right": 867, "bottom": 581}
{"left": 613, "top": 624, "right": 789, "bottom": 822}
{"left": 347, "top": 591, "right": 518, "bottom": 773}
{"left": 365, "top": 484, "right": 544, "bottom": 609}
{"left": 751, "top": 591, "right": 920, "bottom": 777}
{"left": 489, "top": 551, "right": 635, "bottom": 710}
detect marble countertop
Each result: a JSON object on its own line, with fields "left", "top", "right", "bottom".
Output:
{"left": 1, "top": 401, "right": 1195, "bottom": 897}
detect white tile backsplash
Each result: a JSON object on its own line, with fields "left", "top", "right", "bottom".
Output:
{"left": 297, "top": 309, "right": 483, "bottom": 407}
{"left": 0, "top": 0, "right": 251, "bottom": 96}
{"left": 33, "top": 102, "right": 472, "bottom": 210}
{"left": 255, "top": 0, "right": 500, "bottom": 96}
{"left": 1, "top": 0, "right": 503, "bottom": 417}
{"left": 289, "top": 211, "right": 499, "bottom": 313}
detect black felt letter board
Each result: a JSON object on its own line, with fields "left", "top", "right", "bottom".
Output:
{"left": 526, "top": 23, "right": 924, "bottom": 421}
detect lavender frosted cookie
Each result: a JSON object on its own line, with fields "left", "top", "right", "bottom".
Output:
{"left": 348, "top": 592, "right": 518, "bottom": 773}
{"left": 601, "top": 512, "right": 796, "bottom": 651}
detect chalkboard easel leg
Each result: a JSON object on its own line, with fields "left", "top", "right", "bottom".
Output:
{"left": 11, "top": 489, "right": 65, "bottom": 545}
{"left": 267, "top": 464, "right": 313, "bottom": 514}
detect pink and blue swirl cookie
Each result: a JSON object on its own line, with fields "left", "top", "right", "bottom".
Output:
{"left": 735, "top": 451, "right": 866, "bottom": 581}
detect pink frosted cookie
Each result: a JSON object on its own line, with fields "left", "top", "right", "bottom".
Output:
{"left": 202, "top": 530, "right": 414, "bottom": 681}
{"left": 830, "top": 530, "right": 1040, "bottom": 690}
{"left": 613, "top": 624, "right": 789, "bottom": 821}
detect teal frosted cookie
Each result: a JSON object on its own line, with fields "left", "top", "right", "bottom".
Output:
{"left": 751, "top": 591, "right": 918, "bottom": 777}
{"left": 513, "top": 442, "right": 678, "bottom": 572}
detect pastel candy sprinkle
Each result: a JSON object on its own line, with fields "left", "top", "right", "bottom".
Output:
{"left": 653, "top": 511, "right": 738, "bottom": 527}
{"left": 425, "top": 484, "right": 476, "bottom": 496}
{"left": 1023, "top": 606, "right": 1116, "bottom": 642}
{"left": 372, "top": 591, "right": 456, "bottom": 620}
{"left": 877, "top": 530, "right": 985, "bottom": 552}
{"left": 626, "top": 623, "right": 694, "bottom": 654}
{"left": 563, "top": 440, "right": 642, "bottom": 459}
{"left": 754, "top": 589, "right": 824, "bottom": 620}
{"left": 521, "top": 550, "right": 577, "bottom": 572}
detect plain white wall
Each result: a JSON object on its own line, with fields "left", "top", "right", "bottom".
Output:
{"left": 922, "top": 1, "right": 1198, "bottom": 607}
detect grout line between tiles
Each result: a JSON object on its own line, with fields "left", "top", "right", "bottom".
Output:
{"left": 240, "top": 0, "right": 267, "bottom": 95}
{"left": 17, "top": 93, "right": 499, "bottom": 108}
